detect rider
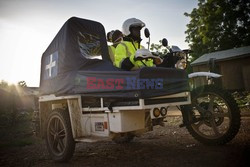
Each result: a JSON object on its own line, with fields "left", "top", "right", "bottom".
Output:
{"left": 114, "top": 18, "right": 161, "bottom": 71}
{"left": 107, "top": 30, "right": 123, "bottom": 62}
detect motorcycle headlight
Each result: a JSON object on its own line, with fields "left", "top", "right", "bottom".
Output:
{"left": 176, "top": 59, "right": 186, "bottom": 69}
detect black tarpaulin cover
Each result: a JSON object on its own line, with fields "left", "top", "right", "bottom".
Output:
{"left": 40, "top": 17, "right": 189, "bottom": 98}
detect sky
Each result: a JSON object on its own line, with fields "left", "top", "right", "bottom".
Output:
{"left": 0, "top": 0, "right": 197, "bottom": 87}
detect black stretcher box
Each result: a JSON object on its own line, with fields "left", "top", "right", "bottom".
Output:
{"left": 40, "top": 17, "right": 189, "bottom": 98}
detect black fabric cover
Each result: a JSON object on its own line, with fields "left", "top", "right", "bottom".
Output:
{"left": 40, "top": 17, "right": 189, "bottom": 98}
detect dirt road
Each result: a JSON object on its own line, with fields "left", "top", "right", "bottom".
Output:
{"left": 1, "top": 116, "right": 250, "bottom": 167}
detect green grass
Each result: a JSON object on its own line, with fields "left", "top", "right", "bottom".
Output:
{"left": 0, "top": 115, "right": 35, "bottom": 149}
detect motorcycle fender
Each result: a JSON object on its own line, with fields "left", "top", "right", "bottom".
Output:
{"left": 188, "top": 72, "right": 222, "bottom": 79}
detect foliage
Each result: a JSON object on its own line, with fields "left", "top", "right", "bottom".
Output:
{"left": 184, "top": 0, "right": 250, "bottom": 61}
{"left": 18, "top": 80, "right": 27, "bottom": 87}
{"left": 0, "top": 80, "right": 9, "bottom": 88}
{"left": 0, "top": 80, "right": 34, "bottom": 148}
{"left": 0, "top": 112, "right": 34, "bottom": 148}
{"left": 150, "top": 40, "right": 168, "bottom": 57}
{"left": 0, "top": 80, "right": 29, "bottom": 127}
{"left": 232, "top": 91, "right": 250, "bottom": 108}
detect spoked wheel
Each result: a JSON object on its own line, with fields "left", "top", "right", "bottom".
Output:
{"left": 45, "top": 109, "right": 75, "bottom": 162}
{"left": 182, "top": 85, "right": 241, "bottom": 145}
{"left": 199, "top": 102, "right": 225, "bottom": 127}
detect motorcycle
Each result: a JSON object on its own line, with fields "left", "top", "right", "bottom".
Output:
{"left": 140, "top": 29, "right": 241, "bottom": 145}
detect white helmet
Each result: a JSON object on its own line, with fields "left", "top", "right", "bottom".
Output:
{"left": 122, "top": 18, "right": 145, "bottom": 36}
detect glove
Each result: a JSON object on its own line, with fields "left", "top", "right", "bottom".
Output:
{"left": 153, "top": 58, "right": 162, "bottom": 65}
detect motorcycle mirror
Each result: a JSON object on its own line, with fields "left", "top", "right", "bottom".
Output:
{"left": 144, "top": 28, "right": 150, "bottom": 38}
{"left": 162, "top": 38, "right": 168, "bottom": 47}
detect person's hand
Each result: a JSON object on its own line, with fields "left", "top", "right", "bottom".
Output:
{"left": 153, "top": 57, "right": 162, "bottom": 65}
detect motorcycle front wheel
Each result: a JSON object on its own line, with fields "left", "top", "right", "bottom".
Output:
{"left": 182, "top": 85, "right": 241, "bottom": 145}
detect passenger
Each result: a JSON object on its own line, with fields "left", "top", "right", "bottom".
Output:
{"left": 114, "top": 18, "right": 161, "bottom": 70}
{"left": 107, "top": 30, "right": 123, "bottom": 62}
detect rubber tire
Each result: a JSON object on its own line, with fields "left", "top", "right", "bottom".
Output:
{"left": 45, "top": 109, "right": 75, "bottom": 162}
{"left": 112, "top": 133, "right": 135, "bottom": 144}
{"left": 182, "top": 85, "right": 241, "bottom": 145}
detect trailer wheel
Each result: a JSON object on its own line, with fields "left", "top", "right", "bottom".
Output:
{"left": 112, "top": 133, "right": 134, "bottom": 144}
{"left": 45, "top": 108, "right": 75, "bottom": 162}
{"left": 182, "top": 85, "right": 241, "bottom": 145}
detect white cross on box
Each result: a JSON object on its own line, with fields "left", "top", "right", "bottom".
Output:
{"left": 46, "top": 54, "right": 56, "bottom": 77}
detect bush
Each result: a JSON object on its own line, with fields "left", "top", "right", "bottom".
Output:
{"left": 232, "top": 91, "right": 250, "bottom": 109}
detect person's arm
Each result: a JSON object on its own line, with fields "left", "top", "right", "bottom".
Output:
{"left": 114, "top": 44, "right": 135, "bottom": 70}
{"left": 108, "top": 46, "right": 115, "bottom": 62}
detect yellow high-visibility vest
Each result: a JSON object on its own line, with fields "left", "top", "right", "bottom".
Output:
{"left": 114, "top": 41, "right": 153, "bottom": 70}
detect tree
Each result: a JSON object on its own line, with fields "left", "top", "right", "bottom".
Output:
{"left": 150, "top": 40, "right": 168, "bottom": 57}
{"left": 18, "top": 81, "right": 27, "bottom": 87}
{"left": 0, "top": 80, "right": 9, "bottom": 89}
{"left": 185, "top": 0, "right": 250, "bottom": 61}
